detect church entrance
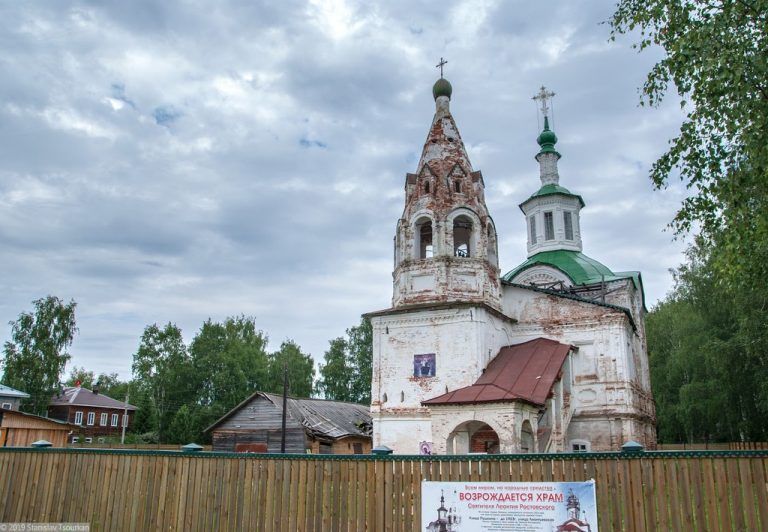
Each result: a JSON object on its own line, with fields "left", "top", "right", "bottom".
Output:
{"left": 445, "top": 421, "right": 500, "bottom": 455}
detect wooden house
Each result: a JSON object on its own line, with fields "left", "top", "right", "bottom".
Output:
{"left": 0, "top": 408, "right": 77, "bottom": 447}
{"left": 0, "top": 384, "right": 30, "bottom": 411}
{"left": 206, "top": 392, "right": 372, "bottom": 454}
{"left": 48, "top": 386, "right": 136, "bottom": 442}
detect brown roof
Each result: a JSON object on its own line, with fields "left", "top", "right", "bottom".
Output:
{"left": 0, "top": 407, "right": 79, "bottom": 429}
{"left": 49, "top": 387, "right": 136, "bottom": 410}
{"left": 422, "top": 338, "right": 573, "bottom": 407}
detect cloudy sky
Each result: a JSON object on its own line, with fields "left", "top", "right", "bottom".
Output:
{"left": 0, "top": 0, "right": 689, "bottom": 380}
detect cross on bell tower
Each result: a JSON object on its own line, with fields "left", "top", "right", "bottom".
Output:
{"left": 532, "top": 85, "right": 556, "bottom": 120}
{"left": 435, "top": 57, "right": 448, "bottom": 78}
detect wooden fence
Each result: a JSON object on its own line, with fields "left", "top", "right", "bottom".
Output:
{"left": 657, "top": 442, "right": 768, "bottom": 451}
{"left": 1, "top": 448, "right": 767, "bottom": 531}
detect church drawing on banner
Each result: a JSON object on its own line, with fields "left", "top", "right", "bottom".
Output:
{"left": 366, "top": 70, "right": 656, "bottom": 455}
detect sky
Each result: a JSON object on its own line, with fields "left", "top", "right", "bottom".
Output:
{"left": 0, "top": 0, "right": 689, "bottom": 380}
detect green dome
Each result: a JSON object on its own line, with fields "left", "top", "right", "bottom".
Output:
{"left": 536, "top": 116, "right": 558, "bottom": 154}
{"left": 537, "top": 128, "right": 557, "bottom": 147}
{"left": 433, "top": 78, "right": 452, "bottom": 100}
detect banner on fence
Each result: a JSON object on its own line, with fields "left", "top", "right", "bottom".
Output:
{"left": 421, "top": 480, "right": 597, "bottom": 532}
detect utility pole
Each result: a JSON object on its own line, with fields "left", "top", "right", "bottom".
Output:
{"left": 281, "top": 361, "right": 288, "bottom": 453}
{"left": 121, "top": 392, "right": 129, "bottom": 445}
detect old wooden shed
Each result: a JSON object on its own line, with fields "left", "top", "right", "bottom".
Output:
{"left": 0, "top": 408, "right": 77, "bottom": 447}
{"left": 206, "top": 392, "right": 372, "bottom": 454}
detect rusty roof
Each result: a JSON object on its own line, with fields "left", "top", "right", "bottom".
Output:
{"left": 422, "top": 338, "right": 573, "bottom": 407}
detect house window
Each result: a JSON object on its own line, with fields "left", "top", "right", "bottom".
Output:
{"left": 544, "top": 211, "right": 555, "bottom": 240}
{"left": 564, "top": 211, "right": 574, "bottom": 240}
{"left": 111, "top": 413, "right": 119, "bottom": 427}
{"left": 352, "top": 443, "right": 363, "bottom": 455}
{"left": 71, "top": 436, "right": 79, "bottom": 444}
{"left": 1, "top": 402, "right": 11, "bottom": 410}
{"left": 100, "top": 413, "right": 108, "bottom": 426}
{"left": 85, "top": 437, "right": 93, "bottom": 444}
{"left": 529, "top": 216, "right": 537, "bottom": 245}
{"left": 122, "top": 414, "right": 129, "bottom": 428}
{"left": 454, "top": 181, "right": 461, "bottom": 193}
{"left": 87, "top": 412, "right": 95, "bottom": 426}
{"left": 74, "top": 411, "right": 83, "bottom": 425}
{"left": 98, "top": 437, "right": 106, "bottom": 444}
{"left": 571, "top": 440, "right": 590, "bottom": 453}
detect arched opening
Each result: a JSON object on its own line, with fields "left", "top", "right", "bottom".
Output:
{"left": 454, "top": 180, "right": 462, "bottom": 193}
{"left": 423, "top": 181, "right": 430, "bottom": 194}
{"left": 520, "top": 420, "right": 534, "bottom": 453}
{"left": 453, "top": 215, "right": 473, "bottom": 258}
{"left": 445, "top": 420, "right": 499, "bottom": 455}
{"left": 470, "top": 423, "right": 500, "bottom": 454}
{"left": 486, "top": 223, "right": 497, "bottom": 266}
{"left": 415, "top": 217, "right": 433, "bottom": 259}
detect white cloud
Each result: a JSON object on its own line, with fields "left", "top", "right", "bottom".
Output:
{"left": 0, "top": 0, "right": 688, "bottom": 378}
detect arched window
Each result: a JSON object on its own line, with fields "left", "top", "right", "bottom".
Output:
{"left": 453, "top": 215, "right": 473, "bottom": 257}
{"left": 454, "top": 180, "right": 461, "bottom": 193}
{"left": 424, "top": 181, "right": 430, "bottom": 194}
{"left": 415, "top": 217, "right": 433, "bottom": 259}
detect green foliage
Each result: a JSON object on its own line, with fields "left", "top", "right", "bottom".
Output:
{"left": 133, "top": 322, "right": 194, "bottom": 442}
{"left": 648, "top": 243, "right": 768, "bottom": 442}
{"left": 1, "top": 296, "right": 77, "bottom": 415}
{"left": 266, "top": 340, "right": 315, "bottom": 399}
{"left": 316, "top": 318, "right": 372, "bottom": 404}
{"left": 65, "top": 367, "right": 128, "bottom": 400}
{"left": 610, "top": 0, "right": 768, "bottom": 287}
{"left": 611, "top": 0, "right": 768, "bottom": 443}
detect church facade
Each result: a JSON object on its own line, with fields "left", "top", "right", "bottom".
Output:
{"left": 366, "top": 76, "right": 656, "bottom": 455}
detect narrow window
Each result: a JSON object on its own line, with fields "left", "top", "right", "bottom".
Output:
{"left": 544, "top": 211, "right": 555, "bottom": 240}
{"left": 564, "top": 211, "right": 574, "bottom": 240}
{"left": 453, "top": 215, "right": 472, "bottom": 257}
{"left": 454, "top": 181, "right": 461, "bottom": 193}
{"left": 424, "top": 182, "right": 430, "bottom": 194}
{"left": 417, "top": 220, "right": 433, "bottom": 259}
{"left": 100, "top": 413, "right": 108, "bottom": 426}
{"left": 400, "top": 391, "right": 405, "bottom": 402}
{"left": 87, "top": 412, "right": 95, "bottom": 426}
{"left": 529, "top": 216, "right": 537, "bottom": 244}
{"left": 74, "top": 411, "right": 83, "bottom": 425}
{"left": 111, "top": 413, "right": 118, "bottom": 427}
{"left": 382, "top": 393, "right": 388, "bottom": 403}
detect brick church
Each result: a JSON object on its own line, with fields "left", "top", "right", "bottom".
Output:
{"left": 366, "top": 73, "right": 656, "bottom": 454}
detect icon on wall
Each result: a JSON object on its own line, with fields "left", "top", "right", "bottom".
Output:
{"left": 413, "top": 353, "right": 436, "bottom": 377}
{"left": 420, "top": 441, "right": 433, "bottom": 455}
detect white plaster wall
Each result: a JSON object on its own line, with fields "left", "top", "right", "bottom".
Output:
{"left": 370, "top": 306, "right": 515, "bottom": 453}
{"left": 501, "top": 284, "right": 656, "bottom": 450}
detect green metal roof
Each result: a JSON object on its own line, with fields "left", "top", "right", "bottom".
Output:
{"left": 520, "top": 184, "right": 585, "bottom": 209}
{"left": 502, "top": 250, "right": 619, "bottom": 285}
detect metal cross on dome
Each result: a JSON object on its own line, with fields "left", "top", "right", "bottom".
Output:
{"left": 532, "top": 85, "right": 556, "bottom": 119}
{"left": 436, "top": 57, "right": 448, "bottom": 78}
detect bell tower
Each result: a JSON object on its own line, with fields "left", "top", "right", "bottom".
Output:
{"left": 392, "top": 73, "right": 501, "bottom": 309}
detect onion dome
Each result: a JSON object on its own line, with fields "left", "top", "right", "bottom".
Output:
{"left": 433, "top": 78, "right": 452, "bottom": 100}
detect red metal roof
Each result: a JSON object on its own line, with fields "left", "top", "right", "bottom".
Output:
{"left": 422, "top": 338, "right": 573, "bottom": 407}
